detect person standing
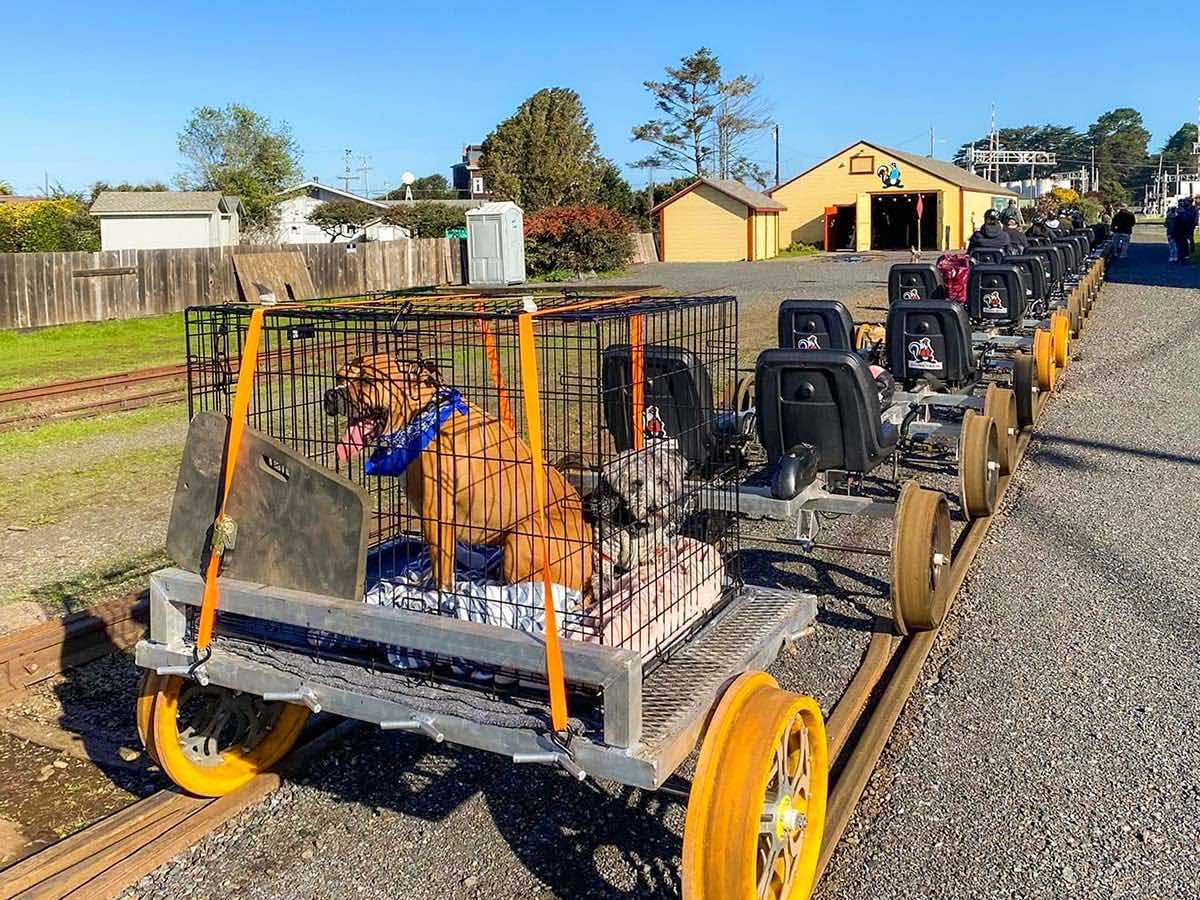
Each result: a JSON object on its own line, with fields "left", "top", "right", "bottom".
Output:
{"left": 1111, "top": 207, "right": 1136, "bottom": 258}
{"left": 1173, "top": 198, "right": 1197, "bottom": 264}
{"left": 1165, "top": 205, "right": 1178, "bottom": 263}
{"left": 1003, "top": 198, "right": 1024, "bottom": 226}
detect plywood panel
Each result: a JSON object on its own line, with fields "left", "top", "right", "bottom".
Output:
{"left": 232, "top": 251, "right": 317, "bottom": 303}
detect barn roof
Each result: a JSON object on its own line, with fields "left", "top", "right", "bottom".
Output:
{"left": 769, "top": 141, "right": 1020, "bottom": 197}
{"left": 90, "top": 191, "right": 235, "bottom": 214}
{"left": 650, "top": 177, "right": 786, "bottom": 214}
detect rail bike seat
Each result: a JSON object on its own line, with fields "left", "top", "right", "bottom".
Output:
{"left": 969, "top": 248, "right": 1008, "bottom": 266}
{"left": 1026, "top": 246, "right": 1064, "bottom": 289}
{"left": 1005, "top": 254, "right": 1050, "bottom": 303}
{"left": 885, "top": 300, "right": 978, "bottom": 391}
{"left": 755, "top": 348, "right": 899, "bottom": 477}
{"left": 1051, "top": 238, "right": 1080, "bottom": 274}
{"left": 1026, "top": 236, "right": 1051, "bottom": 248}
{"left": 777, "top": 299, "right": 855, "bottom": 350}
{"left": 887, "top": 263, "right": 945, "bottom": 303}
{"left": 601, "top": 343, "right": 746, "bottom": 475}
{"left": 967, "top": 264, "right": 1028, "bottom": 325}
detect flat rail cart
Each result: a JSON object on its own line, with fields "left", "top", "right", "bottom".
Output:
{"left": 132, "top": 292, "right": 884, "bottom": 898}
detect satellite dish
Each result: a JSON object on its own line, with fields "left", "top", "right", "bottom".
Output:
{"left": 401, "top": 172, "right": 415, "bottom": 186}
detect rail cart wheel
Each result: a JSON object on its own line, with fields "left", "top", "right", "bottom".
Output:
{"left": 1012, "top": 353, "right": 1036, "bottom": 431}
{"left": 1050, "top": 312, "right": 1070, "bottom": 369}
{"left": 150, "top": 676, "right": 310, "bottom": 797}
{"left": 136, "top": 669, "right": 162, "bottom": 765}
{"left": 958, "top": 411, "right": 999, "bottom": 520}
{"left": 982, "top": 384, "right": 1017, "bottom": 476}
{"left": 682, "top": 672, "right": 827, "bottom": 900}
{"left": 1033, "top": 329, "right": 1056, "bottom": 394}
{"left": 890, "top": 481, "right": 951, "bottom": 635}
{"left": 1067, "top": 295, "right": 1082, "bottom": 339}
{"left": 735, "top": 373, "right": 756, "bottom": 415}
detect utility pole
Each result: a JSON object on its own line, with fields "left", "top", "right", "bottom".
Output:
{"left": 339, "top": 149, "right": 361, "bottom": 193}
{"left": 357, "top": 156, "right": 373, "bottom": 199}
{"left": 774, "top": 125, "right": 780, "bottom": 186}
{"left": 929, "top": 125, "right": 935, "bottom": 158}
{"left": 1089, "top": 145, "right": 1096, "bottom": 194}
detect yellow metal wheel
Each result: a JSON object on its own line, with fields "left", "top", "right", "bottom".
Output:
{"left": 1033, "top": 329, "right": 1056, "bottom": 393}
{"left": 135, "top": 669, "right": 162, "bottom": 765}
{"left": 683, "top": 672, "right": 828, "bottom": 900}
{"left": 1050, "top": 312, "right": 1070, "bottom": 369}
{"left": 150, "top": 675, "right": 310, "bottom": 797}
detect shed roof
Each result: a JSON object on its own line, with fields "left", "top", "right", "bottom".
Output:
{"left": 89, "top": 191, "right": 246, "bottom": 215}
{"left": 650, "top": 177, "right": 786, "bottom": 215}
{"left": 769, "top": 141, "right": 1019, "bottom": 197}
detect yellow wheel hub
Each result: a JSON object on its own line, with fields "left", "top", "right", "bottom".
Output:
{"left": 148, "top": 674, "right": 310, "bottom": 797}
{"left": 682, "top": 672, "right": 828, "bottom": 900}
{"left": 1033, "top": 329, "right": 1056, "bottom": 394}
{"left": 1050, "top": 311, "right": 1070, "bottom": 369}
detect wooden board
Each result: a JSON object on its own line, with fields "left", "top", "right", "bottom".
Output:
{"left": 231, "top": 250, "right": 316, "bottom": 303}
{"left": 631, "top": 232, "right": 660, "bottom": 265}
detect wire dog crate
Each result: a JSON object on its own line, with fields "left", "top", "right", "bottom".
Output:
{"left": 182, "top": 293, "right": 741, "bottom": 669}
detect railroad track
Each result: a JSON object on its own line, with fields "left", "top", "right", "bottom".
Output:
{"left": 0, "top": 366, "right": 188, "bottom": 432}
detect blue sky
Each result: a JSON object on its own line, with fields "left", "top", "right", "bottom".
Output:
{"left": 4, "top": 0, "right": 1194, "bottom": 196}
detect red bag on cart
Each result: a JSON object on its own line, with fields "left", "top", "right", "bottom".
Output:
{"left": 936, "top": 253, "right": 970, "bottom": 303}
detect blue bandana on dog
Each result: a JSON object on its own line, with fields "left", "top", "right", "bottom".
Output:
{"left": 364, "top": 389, "right": 469, "bottom": 477}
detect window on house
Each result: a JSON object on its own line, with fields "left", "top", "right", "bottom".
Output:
{"left": 849, "top": 155, "right": 874, "bottom": 175}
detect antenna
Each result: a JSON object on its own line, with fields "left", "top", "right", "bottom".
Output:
{"left": 339, "top": 149, "right": 361, "bottom": 193}
{"left": 401, "top": 171, "right": 415, "bottom": 202}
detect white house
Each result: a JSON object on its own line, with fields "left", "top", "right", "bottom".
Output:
{"left": 90, "top": 192, "right": 243, "bottom": 251}
{"left": 274, "top": 181, "right": 405, "bottom": 244}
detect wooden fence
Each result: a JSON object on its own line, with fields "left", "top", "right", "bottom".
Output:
{"left": 0, "top": 238, "right": 467, "bottom": 330}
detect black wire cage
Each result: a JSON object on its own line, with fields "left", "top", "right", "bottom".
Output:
{"left": 183, "top": 293, "right": 742, "bottom": 668}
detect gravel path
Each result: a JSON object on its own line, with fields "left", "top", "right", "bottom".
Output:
{"left": 117, "top": 230, "right": 1198, "bottom": 898}
{"left": 820, "top": 227, "right": 1200, "bottom": 899}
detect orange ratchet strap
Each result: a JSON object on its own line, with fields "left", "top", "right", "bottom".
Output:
{"left": 629, "top": 314, "right": 645, "bottom": 450}
{"left": 195, "top": 307, "right": 267, "bottom": 650}
{"left": 516, "top": 312, "right": 569, "bottom": 733}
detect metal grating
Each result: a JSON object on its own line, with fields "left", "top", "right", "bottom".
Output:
{"left": 639, "top": 586, "right": 811, "bottom": 749}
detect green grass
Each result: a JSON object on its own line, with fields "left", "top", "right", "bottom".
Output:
{"left": 774, "top": 242, "right": 821, "bottom": 259}
{"left": 0, "top": 403, "right": 184, "bottom": 457}
{"left": 19, "top": 549, "right": 170, "bottom": 613}
{"left": 0, "top": 313, "right": 185, "bottom": 391}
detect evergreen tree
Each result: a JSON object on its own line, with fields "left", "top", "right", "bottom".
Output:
{"left": 481, "top": 88, "right": 605, "bottom": 212}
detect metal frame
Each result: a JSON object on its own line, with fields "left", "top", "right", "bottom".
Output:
{"left": 136, "top": 568, "right": 815, "bottom": 790}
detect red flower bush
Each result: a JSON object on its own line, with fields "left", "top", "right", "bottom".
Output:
{"left": 524, "top": 205, "right": 634, "bottom": 276}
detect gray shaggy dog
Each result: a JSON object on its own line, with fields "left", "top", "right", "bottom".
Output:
{"left": 590, "top": 440, "right": 689, "bottom": 599}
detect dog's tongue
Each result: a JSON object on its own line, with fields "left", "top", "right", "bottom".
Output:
{"left": 336, "top": 423, "right": 368, "bottom": 462}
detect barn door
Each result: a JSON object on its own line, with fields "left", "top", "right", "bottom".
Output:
{"left": 855, "top": 194, "right": 871, "bottom": 252}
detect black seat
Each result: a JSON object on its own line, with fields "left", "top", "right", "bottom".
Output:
{"left": 1006, "top": 254, "right": 1049, "bottom": 302}
{"left": 1026, "top": 246, "right": 1064, "bottom": 288}
{"left": 601, "top": 343, "right": 715, "bottom": 472}
{"left": 755, "top": 348, "right": 899, "bottom": 474}
{"left": 1051, "top": 238, "right": 1080, "bottom": 273}
{"left": 968, "top": 264, "right": 1028, "bottom": 325}
{"left": 970, "top": 248, "right": 1007, "bottom": 266}
{"left": 777, "top": 299, "right": 855, "bottom": 350}
{"left": 887, "top": 263, "right": 945, "bottom": 302}
{"left": 1026, "top": 235, "right": 1051, "bottom": 248}
{"left": 886, "top": 300, "right": 978, "bottom": 391}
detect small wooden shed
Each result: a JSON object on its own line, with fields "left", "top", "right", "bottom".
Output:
{"left": 651, "top": 178, "right": 786, "bottom": 262}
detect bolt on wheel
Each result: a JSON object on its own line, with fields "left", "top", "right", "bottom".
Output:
{"left": 958, "top": 410, "right": 999, "bottom": 520}
{"left": 149, "top": 675, "right": 310, "bottom": 797}
{"left": 683, "top": 672, "right": 828, "bottom": 900}
{"left": 890, "top": 481, "right": 952, "bottom": 635}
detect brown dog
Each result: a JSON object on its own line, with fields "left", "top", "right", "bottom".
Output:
{"left": 328, "top": 353, "right": 593, "bottom": 595}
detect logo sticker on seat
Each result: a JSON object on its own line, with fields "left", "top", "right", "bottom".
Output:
{"left": 907, "top": 337, "right": 942, "bottom": 370}
{"left": 796, "top": 334, "right": 821, "bottom": 350}
{"left": 902, "top": 288, "right": 921, "bottom": 301}
{"left": 982, "top": 290, "right": 1006, "bottom": 311}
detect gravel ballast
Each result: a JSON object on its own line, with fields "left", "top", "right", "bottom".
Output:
{"left": 120, "top": 230, "right": 1198, "bottom": 899}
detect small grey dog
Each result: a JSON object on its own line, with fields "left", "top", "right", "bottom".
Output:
{"left": 590, "top": 440, "right": 689, "bottom": 598}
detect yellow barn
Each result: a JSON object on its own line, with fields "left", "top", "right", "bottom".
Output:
{"left": 768, "top": 141, "right": 1020, "bottom": 253}
{"left": 652, "top": 177, "right": 785, "bottom": 262}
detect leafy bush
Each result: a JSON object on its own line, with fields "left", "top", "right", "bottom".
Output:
{"left": 777, "top": 241, "right": 820, "bottom": 258}
{"left": 523, "top": 205, "right": 634, "bottom": 276}
{"left": 382, "top": 202, "right": 467, "bottom": 238}
{"left": 0, "top": 199, "right": 99, "bottom": 252}
{"left": 307, "top": 200, "right": 378, "bottom": 240}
